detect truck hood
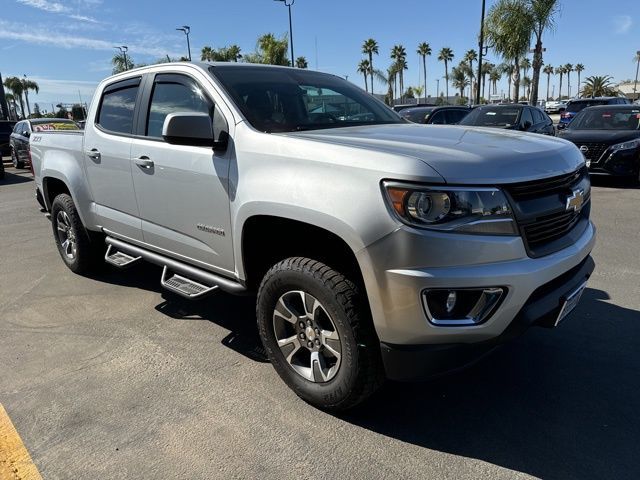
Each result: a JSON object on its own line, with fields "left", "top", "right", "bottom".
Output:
{"left": 286, "top": 124, "right": 583, "bottom": 184}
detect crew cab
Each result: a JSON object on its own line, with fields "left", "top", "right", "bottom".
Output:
{"left": 30, "top": 63, "right": 596, "bottom": 411}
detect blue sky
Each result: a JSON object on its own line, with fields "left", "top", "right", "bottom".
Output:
{"left": 1, "top": 0, "right": 638, "bottom": 111}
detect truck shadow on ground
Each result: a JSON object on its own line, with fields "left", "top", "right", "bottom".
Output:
{"left": 89, "top": 262, "right": 268, "bottom": 363}
{"left": 340, "top": 287, "right": 640, "bottom": 480}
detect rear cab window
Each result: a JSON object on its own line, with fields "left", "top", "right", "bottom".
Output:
{"left": 96, "top": 77, "right": 141, "bottom": 135}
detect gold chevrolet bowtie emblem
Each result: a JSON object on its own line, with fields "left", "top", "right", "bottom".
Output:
{"left": 566, "top": 189, "right": 585, "bottom": 213}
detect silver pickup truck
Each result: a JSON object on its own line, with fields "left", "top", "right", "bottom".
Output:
{"left": 31, "top": 62, "right": 595, "bottom": 411}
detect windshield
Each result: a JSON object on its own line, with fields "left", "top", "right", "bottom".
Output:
{"left": 209, "top": 66, "right": 402, "bottom": 133}
{"left": 566, "top": 100, "right": 607, "bottom": 114}
{"left": 569, "top": 108, "right": 640, "bottom": 130}
{"left": 400, "top": 108, "right": 435, "bottom": 123}
{"left": 458, "top": 107, "right": 520, "bottom": 127}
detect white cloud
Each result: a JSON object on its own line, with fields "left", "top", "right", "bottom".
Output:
{"left": 68, "top": 14, "right": 99, "bottom": 23}
{"left": 0, "top": 20, "right": 183, "bottom": 58}
{"left": 17, "top": 0, "right": 69, "bottom": 13}
{"left": 613, "top": 15, "right": 633, "bottom": 34}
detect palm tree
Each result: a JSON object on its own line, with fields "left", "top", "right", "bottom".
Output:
{"left": 244, "top": 33, "right": 289, "bottom": 65}
{"left": 564, "top": 63, "right": 573, "bottom": 98}
{"left": 555, "top": 66, "right": 564, "bottom": 100}
{"left": 21, "top": 78, "right": 39, "bottom": 117}
{"left": 520, "top": 57, "right": 531, "bottom": 101}
{"left": 543, "top": 64, "right": 554, "bottom": 100}
{"left": 489, "top": 67, "right": 502, "bottom": 95}
{"left": 413, "top": 85, "right": 424, "bottom": 102}
{"left": 362, "top": 39, "right": 379, "bottom": 94}
{"left": 201, "top": 46, "right": 214, "bottom": 61}
{"left": 481, "top": 62, "right": 494, "bottom": 100}
{"left": 295, "top": 56, "right": 308, "bottom": 68}
{"left": 574, "top": 63, "right": 584, "bottom": 97}
{"left": 417, "top": 42, "right": 432, "bottom": 100}
{"left": 451, "top": 65, "right": 470, "bottom": 99}
{"left": 438, "top": 47, "right": 454, "bottom": 104}
{"left": 391, "top": 45, "right": 408, "bottom": 102}
{"left": 485, "top": 0, "right": 532, "bottom": 103}
{"left": 500, "top": 63, "right": 514, "bottom": 101}
{"left": 227, "top": 45, "right": 242, "bottom": 62}
{"left": 3, "top": 76, "right": 25, "bottom": 118}
{"left": 529, "top": 0, "right": 560, "bottom": 105}
{"left": 581, "top": 75, "right": 616, "bottom": 98}
{"left": 111, "top": 52, "right": 131, "bottom": 74}
{"left": 523, "top": 76, "right": 531, "bottom": 100}
{"left": 357, "top": 59, "right": 371, "bottom": 92}
{"left": 464, "top": 50, "right": 478, "bottom": 101}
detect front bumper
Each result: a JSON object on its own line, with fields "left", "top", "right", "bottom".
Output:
{"left": 356, "top": 218, "right": 596, "bottom": 379}
{"left": 589, "top": 149, "right": 640, "bottom": 177}
{"left": 380, "top": 255, "right": 595, "bottom": 380}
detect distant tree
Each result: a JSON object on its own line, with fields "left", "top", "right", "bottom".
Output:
{"left": 55, "top": 107, "right": 68, "bottom": 119}
{"left": 581, "top": 75, "right": 617, "bottom": 97}
{"left": 33, "top": 103, "right": 42, "bottom": 118}
{"left": 451, "top": 64, "right": 470, "bottom": 98}
{"left": 555, "top": 66, "right": 564, "bottom": 100}
{"left": 391, "top": 45, "right": 408, "bottom": 102}
{"left": 413, "top": 85, "right": 424, "bottom": 102}
{"left": 417, "top": 42, "right": 432, "bottom": 99}
{"left": 362, "top": 38, "right": 379, "bottom": 93}
{"left": 500, "top": 63, "right": 515, "bottom": 101}
{"left": 520, "top": 57, "right": 531, "bottom": 101}
{"left": 21, "top": 78, "right": 39, "bottom": 117}
{"left": 437, "top": 47, "right": 454, "bottom": 103}
{"left": 543, "top": 64, "right": 554, "bottom": 100}
{"left": 405, "top": 86, "right": 415, "bottom": 99}
{"left": 111, "top": 52, "right": 132, "bottom": 74}
{"left": 463, "top": 49, "right": 478, "bottom": 98}
{"left": 574, "top": 63, "right": 585, "bottom": 96}
{"left": 489, "top": 66, "right": 502, "bottom": 95}
{"left": 243, "top": 33, "right": 289, "bottom": 65}
{"left": 564, "top": 63, "right": 573, "bottom": 98}
{"left": 295, "top": 56, "right": 308, "bottom": 68}
{"left": 357, "top": 59, "right": 371, "bottom": 92}
{"left": 71, "top": 104, "right": 86, "bottom": 121}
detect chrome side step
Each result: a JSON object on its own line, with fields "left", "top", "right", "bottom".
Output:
{"left": 161, "top": 266, "right": 219, "bottom": 299}
{"left": 104, "top": 236, "right": 246, "bottom": 296}
{"left": 105, "top": 244, "right": 141, "bottom": 268}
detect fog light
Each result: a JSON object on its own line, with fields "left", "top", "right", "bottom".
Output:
{"left": 422, "top": 287, "right": 505, "bottom": 326}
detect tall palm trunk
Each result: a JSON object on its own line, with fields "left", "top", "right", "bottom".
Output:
{"left": 24, "top": 90, "right": 31, "bottom": 117}
{"left": 566, "top": 71, "right": 571, "bottom": 98}
{"left": 577, "top": 71, "right": 581, "bottom": 96}
{"left": 558, "top": 73, "right": 563, "bottom": 100}
{"left": 546, "top": 72, "right": 551, "bottom": 101}
{"left": 444, "top": 61, "right": 449, "bottom": 104}
{"left": 530, "top": 38, "right": 543, "bottom": 105}
{"left": 368, "top": 53, "right": 374, "bottom": 93}
{"left": 513, "top": 58, "right": 521, "bottom": 103}
{"left": 422, "top": 56, "right": 427, "bottom": 100}
{"left": 363, "top": 72, "right": 368, "bottom": 92}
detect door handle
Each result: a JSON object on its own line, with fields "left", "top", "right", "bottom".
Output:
{"left": 134, "top": 156, "right": 154, "bottom": 169}
{"left": 86, "top": 149, "right": 101, "bottom": 161}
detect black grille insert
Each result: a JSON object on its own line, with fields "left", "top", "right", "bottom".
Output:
{"left": 575, "top": 142, "right": 609, "bottom": 163}
{"left": 505, "top": 167, "right": 586, "bottom": 200}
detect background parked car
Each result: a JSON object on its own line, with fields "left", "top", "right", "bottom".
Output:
{"left": 392, "top": 103, "right": 436, "bottom": 112}
{"left": 458, "top": 104, "right": 556, "bottom": 135}
{"left": 558, "top": 105, "right": 640, "bottom": 183}
{"left": 399, "top": 106, "right": 470, "bottom": 124}
{"left": 558, "top": 97, "right": 631, "bottom": 130}
{"left": 10, "top": 118, "right": 78, "bottom": 168}
{"left": 545, "top": 101, "right": 567, "bottom": 114}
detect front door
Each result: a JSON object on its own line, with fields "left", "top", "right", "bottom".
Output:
{"left": 130, "top": 72, "right": 234, "bottom": 274}
{"left": 83, "top": 77, "right": 143, "bottom": 241}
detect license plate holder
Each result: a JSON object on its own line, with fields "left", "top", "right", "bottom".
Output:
{"left": 555, "top": 281, "right": 588, "bottom": 326}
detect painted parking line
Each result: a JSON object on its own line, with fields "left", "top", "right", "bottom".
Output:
{"left": 0, "top": 404, "right": 42, "bottom": 480}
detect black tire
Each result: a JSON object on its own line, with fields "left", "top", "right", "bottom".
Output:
{"left": 257, "top": 257, "right": 384, "bottom": 411}
{"left": 11, "top": 148, "right": 24, "bottom": 169}
{"left": 50, "top": 193, "right": 104, "bottom": 274}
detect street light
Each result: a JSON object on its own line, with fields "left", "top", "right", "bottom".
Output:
{"left": 634, "top": 50, "right": 640, "bottom": 100}
{"left": 114, "top": 46, "right": 129, "bottom": 70}
{"left": 176, "top": 26, "right": 191, "bottom": 61}
{"left": 274, "top": 0, "right": 295, "bottom": 67}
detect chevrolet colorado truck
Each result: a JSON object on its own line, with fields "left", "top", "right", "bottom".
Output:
{"left": 30, "top": 63, "right": 596, "bottom": 411}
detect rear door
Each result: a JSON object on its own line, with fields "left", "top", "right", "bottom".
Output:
{"left": 445, "top": 108, "right": 469, "bottom": 124}
{"left": 83, "top": 77, "right": 143, "bottom": 241}
{"left": 129, "top": 71, "right": 235, "bottom": 274}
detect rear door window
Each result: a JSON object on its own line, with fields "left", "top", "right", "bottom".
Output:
{"left": 97, "top": 78, "right": 141, "bottom": 134}
{"left": 521, "top": 108, "right": 534, "bottom": 128}
{"left": 445, "top": 109, "right": 469, "bottom": 124}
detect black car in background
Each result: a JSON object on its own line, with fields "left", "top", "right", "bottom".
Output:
{"left": 558, "top": 97, "right": 631, "bottom": 129}
{"left": 0, "top": 120, "right": 16, "bottom": 180}
{"left": 399, "top": 106, "right": 470, "bottom": 125}
{"left": 459, "top": 104, "right": 556, "bottom": 135}
{"left": 559, "top": 105, "right": 640, "bottom": 183}
{"left": 10, "top": 118, "right": 78, "bottom": 168}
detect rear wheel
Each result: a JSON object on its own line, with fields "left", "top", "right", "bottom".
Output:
{"left": 51, "top": 194, "right": 104, "bottom": 274}
{"left": 257, "top": 257, "right": 384, "bottom": 411}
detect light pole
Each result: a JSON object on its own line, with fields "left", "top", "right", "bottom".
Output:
{"left": 274, "top": 0, "right": 295, "bottom": 67}
{"left": 634, "top": 50, "right": 640, "bottom": 101}
{"left": 115, "top": 46, "right": 129, "bottom": 70}
{"left": 176, "top": 26, "right": 191, "bottom": 61}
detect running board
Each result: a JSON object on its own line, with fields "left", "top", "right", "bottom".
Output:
{"left": 104, "top": 244, "right": 142, "bottom": 268}
{"left": 161, "top": 266, "right": 219, "bottom": 299}
{"left": 104, "top": 236, "right": 246, "bottom": 295}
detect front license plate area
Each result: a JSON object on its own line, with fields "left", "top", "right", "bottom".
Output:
{"left": 555, "top": 281, "right": 588, "bottom": 326}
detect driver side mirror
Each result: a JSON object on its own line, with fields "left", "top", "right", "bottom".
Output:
{"left": 162, "top": 112, "right": 228, "bottom": 151}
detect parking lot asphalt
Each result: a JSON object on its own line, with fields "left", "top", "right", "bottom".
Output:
{"left": 1, "top": 164, "right": 639, "bottom": 479}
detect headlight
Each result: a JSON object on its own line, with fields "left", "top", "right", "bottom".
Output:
{"left": 611, "top": 139, "right": 640, "bottom": 151}
{"left": 383, "top": 182, "right": 517, "bottom": 235}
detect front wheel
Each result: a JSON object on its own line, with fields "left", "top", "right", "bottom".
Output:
{"left": 51, "top": 193, "right": 104, "bottom": 274}
{"left": 257, "top": 257, "right": 384, "bottom": 411}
